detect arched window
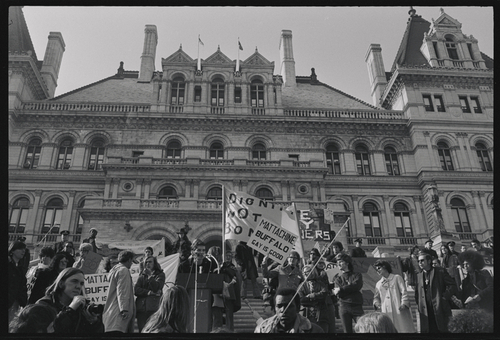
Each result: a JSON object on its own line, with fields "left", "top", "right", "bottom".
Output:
{"left": 326, "top": 144, "right": 341, "bottom": 174}
{"left": 57, "top": 138, "right": 73, "bottom": 169}
{"left": 384, "top": 146, "right": 400, "bottom": 176}
{"left": 207, "top": 186, "right": 222, "bottom": 200}
{"left": 24, "top": 138, "right": 42, "bottom": 169}
{"left": 250, "top": 79, "right": 264, "bottom": 107}
{"left": 437, "top": 142, "right": 454, "bottom": 171}
{"left": 9, "top": 198, "right": 30, "bottom": 234}
{"left": 363, "top": 202, "right": 382, "bottom": 237}
{"left": 210, "top": 142, "right": 224, "bottom": 159}
{"left": 355, "top": 145, "right": 371, "bottom": 175}
{"left": 256, "top": 187, "right": 274, "bottom": 201}
{"left": 166, "top": 140, "right": 182, "bottom": 159}
{"left": 394, "top": 202, "right": 413, "bottom": 237}
{"left": 211, "top": 78, "right": 225, "bottom": 106}
{"left": 41, "top": 198, "right": 63, "bottom": 237}
{"left": 445, "top": 36, "right": 459, "bottom": 60}
{"left": 451, "top": 198, "right": 471, "bottom": 233}
{"left": 158, "top": 186, "right": 178, "bottom": 199}
{"left": 171, "top": 76, "right": 185, "bottom": 105}
{"left": 476, "top": 143, "right": 492, "bottom": 171}
{"left": 252, "top": 143, "right": 266, "bottom": 160}
{"left": 88, "top": 139, "right": 105, "bottom": 170}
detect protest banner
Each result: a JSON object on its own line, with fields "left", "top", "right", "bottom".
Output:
{"left": 281, "top": 203, "right": 305, "bottom": 261}
{"left": 247, "top": 216, "right": 299, "bottom": 264}
{"left": 224, "top": 189, "right": 283, "bottom": 243}
{"left": 84, "top": 273, "right": 110, "bottom": 304}
{"left": 80, "top": 250, "right": 103, "bottom": 274}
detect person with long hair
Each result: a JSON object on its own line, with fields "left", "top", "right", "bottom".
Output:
{"left": 354, "top": 312, "right": 398, "bottom": 333}
{"left": 28, "top": 253, "right": 68, "bottom": 304}
{"left": 141, "top": 285, "right": 190, "bottom": 333}
{"left": 439, "top": 244, "right": 461, "bottom": 289}
{"left": 333, "top": 253, "right": 364, "bottom": 333}
{"left": 455, "top": 250, "right": 493, "bottom": 314}
{"left": 8, "top": 240, "right": 28, "bottom": 323}
{"left": 9, "top": 304, "right": 57, "bottom": 333}
{"left": 35, "top": 267, "right": 104, "bottom": 333}
{"left": 373, "top": 260, "right": 415, "bottom": 332}
{"left": 134, "top": 255, "right": 165, "bottom": 332}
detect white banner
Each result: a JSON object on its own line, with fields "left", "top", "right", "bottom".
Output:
{"left": 247, "top": 216, "right": 299, "bottom": 264}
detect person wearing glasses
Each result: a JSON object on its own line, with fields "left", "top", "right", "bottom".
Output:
{"left": 262, "top": 251, "right": 305, "bottom": 292}
{"left": 373, "top": 260, "right": 415, "bottom": 333}
{"left": 415, "top": 251, "right": 457, "bottom": 333}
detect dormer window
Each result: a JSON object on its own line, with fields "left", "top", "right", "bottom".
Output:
{"left": 445, "top": 36, "right": 459, "bottom": 60}
{"left": 171, "top": 77, "right": 185, "bottom": 105}
{"left": 251, "top": 79, "right": 264, "bottom": 107}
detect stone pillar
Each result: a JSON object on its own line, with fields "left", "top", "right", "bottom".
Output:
{"left": 266, "top": 82, "right": 274, "bottom": 107}
{"left": 478, "top": 191, "right": 492, "bottom": 229}
{"left": 72, "top": 144, "right": 87, "bottom": 170}
{"left": 38, "top": 143, "right": 56, "bottom": 170}
{"left": 241, "top": 180, "right": 248, "bottom": 193}
{"left": 40, "top": 32, "right": 65, "bottom": 98}
{"left": 471, "top": 191, "right": 487, "bottom": 231}
{"left": 185, "top": 180, "right": 191, "bottom": 198}
{"left": 289, "top": 181, "right": 296, "bottom": 201}
{"left": 311, "top": 182, "right": 318, "bottom": 202}
{"left": 241, "top": 83, "right": 248, "bottom": 108}
{"left": 143, "top": 178, "right": 151, "bottom": 199}
{"left": 61, "top": 191, "right": 75, "bottom": 232}
{"left": 281, "top": 181, "right": 288, "bottom": 201}
{"left": 228, "top": 81, "right": 234, "bottom": 106}
{"left": 382, "top": 195, "right": 396, "bottom": 238}
{"left": 413, "top": 195, "right": 426, "bottom": 236}
{"left": 423, "top": 131, "right": 439, "bottom": 170}
{"left": 192, "top": 180, "right": 200, "bottom": 199}
{"left": 364, "top": 43, "right": 388, "bottom": 108}
{"left": 319, "top": 181, "right": 326, "bottom": 202}
{"left": 112, "top": 178, "right": 120, "bottom": 199}
{"left": 352, "top": 195, "right": 363, "bottom": 237}
{"left": 104, "top": 178, "right": 112, "bottom": 199}
{"left": 138, "top": 25, "right": 157, "bottom": 82}
{"left": 26, "top": 190, "right": 43, "bottom": 235}
{"left": 135, "top": 179, "right": 143, "bottom": 198}
{"left": 438, "top": 190, "right": 451, "bottom": 232}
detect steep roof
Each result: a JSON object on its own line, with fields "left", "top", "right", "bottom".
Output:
{"left": 282, "top": 77, "right": 377, "bottom": 110}
{"left": 391, "top": 14, "right": 431, "bottom": 72}
{"left": 8, "top": 6, "right": 39, "bottom": 62}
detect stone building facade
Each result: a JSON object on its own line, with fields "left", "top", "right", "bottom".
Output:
{"left": 9, "top": 7, "right": 493, "bottom": 259}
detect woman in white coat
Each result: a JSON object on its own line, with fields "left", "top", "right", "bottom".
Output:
{"left": 373, "top": 260, "right": 415, "bottom": 333}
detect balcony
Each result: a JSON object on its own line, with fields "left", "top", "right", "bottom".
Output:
{"left": 22, "top": 102, "right": 150, "bottom": 113}
{"left": 283, "top": 108, "right": 404, "bottom": 120}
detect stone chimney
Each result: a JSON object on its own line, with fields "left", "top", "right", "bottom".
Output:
{"left": 138, "top": 25, "right": 157, "bottom": 82}
{"left": 40, "top": 32, "right": 65, "bottom": 98}
{"left": 279, "top": 30, "right": 296, "bottom": 87}
{"left": 365, "top": 44, "right": 388, "bottom": 108}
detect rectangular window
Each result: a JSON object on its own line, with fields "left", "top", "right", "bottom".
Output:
{"left": 423, "top": 95, "right": 434, "bottom": 111}
{"left": 194, "top": 86, "right": 201, "bottom": 102}
{"left": 288, "top": 154, "right": 299, "bottom": 161}
{"left": 459, "top": 96, "right": 471, "bottom": 113}
{"left": 132, "top": 151, "right": 144, "bottom": 158}
{"left": 434, "top": 95, "right": 445, "bottom": 112}
{"left": 234, "top": 87, "right": 241, "bottom": 103}
{"left": 470, "top": 97, "right": 482, "bottom": 113}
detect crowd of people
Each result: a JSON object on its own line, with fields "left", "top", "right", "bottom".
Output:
{"left": 8, "top": 227, "right": 494, "bottom": 334}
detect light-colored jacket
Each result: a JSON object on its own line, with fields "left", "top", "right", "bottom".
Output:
{"left": 102, "top": 263, "right": 136, "bottom": 333}
{"left": 255, "top": 313, "right": 324, "bottom": 333}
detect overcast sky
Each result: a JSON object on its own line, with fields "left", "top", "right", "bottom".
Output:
{"left": 22, "top": 6, "right": 493, "bottom": 105}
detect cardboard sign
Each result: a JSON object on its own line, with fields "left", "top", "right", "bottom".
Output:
{"left": 84, "top": 273, "right": 110, "bottom": 304}
{"left": 247, "top": 217, "right": 299, "bottom": 264}
{"left": 80, "top": 250, "right": 103, "bottom": 274}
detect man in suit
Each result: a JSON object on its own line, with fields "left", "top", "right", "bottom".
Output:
{"left": 17, "top": 236, "right": 31, "bottom": 276}
{"left": 83, "top": 228, "right": 100, "bottom": 253}
{"left": 53, "top": 230, "right": 70, "bottom": 254}
{"left": 350, "top": 238, "right": 367, "bottom": 258}
{"left": 421, "top": 239, "right": 438, "bottom": 260}
{"left": 415, "top": 251, "right": 457, "bottom": 333}
{"left": 236, "top": 241, "right": 262, "bottom": 299}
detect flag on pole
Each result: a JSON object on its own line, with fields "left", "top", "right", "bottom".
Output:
{"left": 198, "top": 35, "right": 204, "bottom": 46}
{"left": 238, "top": 40, "right": 243, "bottom": 50}
{"left": 197, "top": 35, "right": 204, "bottom": 71}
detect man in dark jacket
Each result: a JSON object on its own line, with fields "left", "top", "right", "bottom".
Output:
{"left": 350, "top": 238, "right": 367, "bottom": 258}
{"left": 333, "top": 253, "right": 364, "bottom": 333}
{"left": 178, "top": 239, "right": 212, "bottom": 273}
{"left": 415, "top": 251, "right": 457, "bottom": 333}
{"left": 172, "top": 227, "right": 191, "bottom": 262}
{"left": 235, "top": 241, "right": 261, "bottom": 299}
{"left": 82, "top": 228, "right": 100, "bottom": 253}
{"left": 421, "top": 239, "right": 439, "bottom": 260}
{"left": 54, "top": 230, "right": 70, "bottom": 254}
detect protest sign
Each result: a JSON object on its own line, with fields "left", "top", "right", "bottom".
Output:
{"left": 247, "top": 216, "right": 299, "bottom": 264}
{"left": 225, "top": 189, "right": 283, "bottom": 243}
{"left": 84, "top": 273, "right": 110, "bottom": 304}
{"left": 80, "top": 250, "right": 103, "bottom": 274}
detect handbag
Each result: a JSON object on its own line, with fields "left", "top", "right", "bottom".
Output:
{"left": 223, "top": 281, "right": 235, "bottom": 300}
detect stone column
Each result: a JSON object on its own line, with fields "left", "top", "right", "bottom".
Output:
{"left": 143, "top": 178, "right": 151, "bottom": 199}
{"left": 241, "top": 180, "right": 248, "bottom": 193}
{"left": 228, "top": 81, "right": 234, "bottom": 106}
{"left": 478, "top": 191, "right": 492, "bottom": 229}
{"left": 289, "top": 181, "right": 296, "bottom": 201}
{"left": 412, "top": 195, "right": 426, "bottom": 236}
{"left": 471, "top": 191, "right": 487, "bottom": 231}
{"left": 192, "top": 180, "right": 200, "bottom": 199}
{"left": 104, "top": 178, "right": 112, "bottom": 199}
{"left": 423, "top": 131, "right": 439, "bottom": 170}
{"left": 281, "top": 180, "right": 288, "bottom": 201}
{"left": 61, "top": 191, "right": 76, "bottom": 232}
{"left": 26, "top": 190, "right": 42, "bottom": 235}
{"left": 352, "top": 195, "right": 363, "bottom": 237}
{"left": 72, "top": 143, "right": 87, "bottom": 170}
{"left": 438, "top": 190, "right": 451, "bottom": 232}
{"left": 185, "top": 180, "right": 191, "bottom": 198}
{"left": 112, "top": 178, "right": 120, "bottom": 199}
{"left": 319, "top": 181, "right": 326, "bottom": 202}
{"left": 39, "top": 143, "right": 57, "bottom": 170}
{"left": 135, "top": 179, "right": 143, "bottom": 198}
{"left": 311, "top": 182, "right": 318, "bottom": 202}
{"left": 382, "top": 195, "right": 396, "bottom": 238}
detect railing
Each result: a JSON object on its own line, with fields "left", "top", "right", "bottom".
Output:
{"left": 437, "top": 60, "right": 445, "bottom": 67}
{"left": 200, "top": 159, "right": 234, "bottom": 166}
{"left": 103, "top": 199, "right": 122, "bottom": 207}
{"left": 294, "top": 161, "right": 310, "bottom": 168}
{"left": 121, "top": 157, "right": 139, "bottom": 164}
{"left": 211, "top": 107, "right": 225, "bottom": 114}
{"left": 22, "top": 102, "right": 150, "bottom": 112}
{"left": 152, "top": 158, "right": 187, "bottom": 165}
{"left": 456, "top": 232, "right": 477, "bottom": 241}
{"left": 140, "top": 199, "right": 179, "bottom": 208}
{"left": 252, "top": 108, "right": 265, "bottom": 115}
{"left": 169, "top": 105, "right": 184, "bottom": 113}
{"left": 452, "top": 61, "right": 464, "bottom": 68}
{"left": 8, "top": 233, "right": 81, "bottom": 246}
{"left": 472, "top": 62, "right": 481, "bottom": 69}
{"left": 246, "top": 160, "right": 280, "bottom": 167}
{"left": 399, "top": 237, "right": 418, "bottom": 245}
{"left": 367, "top": 237, "right": 387, "bottom": 245}
{"left": 283, "top": 109, "right": 404, "bottom": 120}
{"left": 197, "top": 200, "right": 222, "bottom": 209}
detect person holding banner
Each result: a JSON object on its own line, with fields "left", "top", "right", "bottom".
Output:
{"left": 134, "top": 255, "right": 165, "bottom": 332}
{"left": 262, "top": 251, "right": 304, "bottom": 292}
{"left": 235, "top": 241, "right": 261, "bottom": 299}
{"left": 35, "top": 267, "right": 104, "bottom": 333}
{"left": 333, "top": 253, "right": 364, "bottom": 333}
{"left": 373, "top": 260, "right": 415, "bottom": 333}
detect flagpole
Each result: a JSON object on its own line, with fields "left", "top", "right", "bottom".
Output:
{"left": 222, "top": 185, "right": 226, "bottom": 260}
{"left": 271, "top": 217, "right": 351, "bottom": 332}
{"left": 197, "top": 34, "right": 200, "bottom": 71}
{"left": 237, "top": 38, "right": 240, "bottom": 72}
